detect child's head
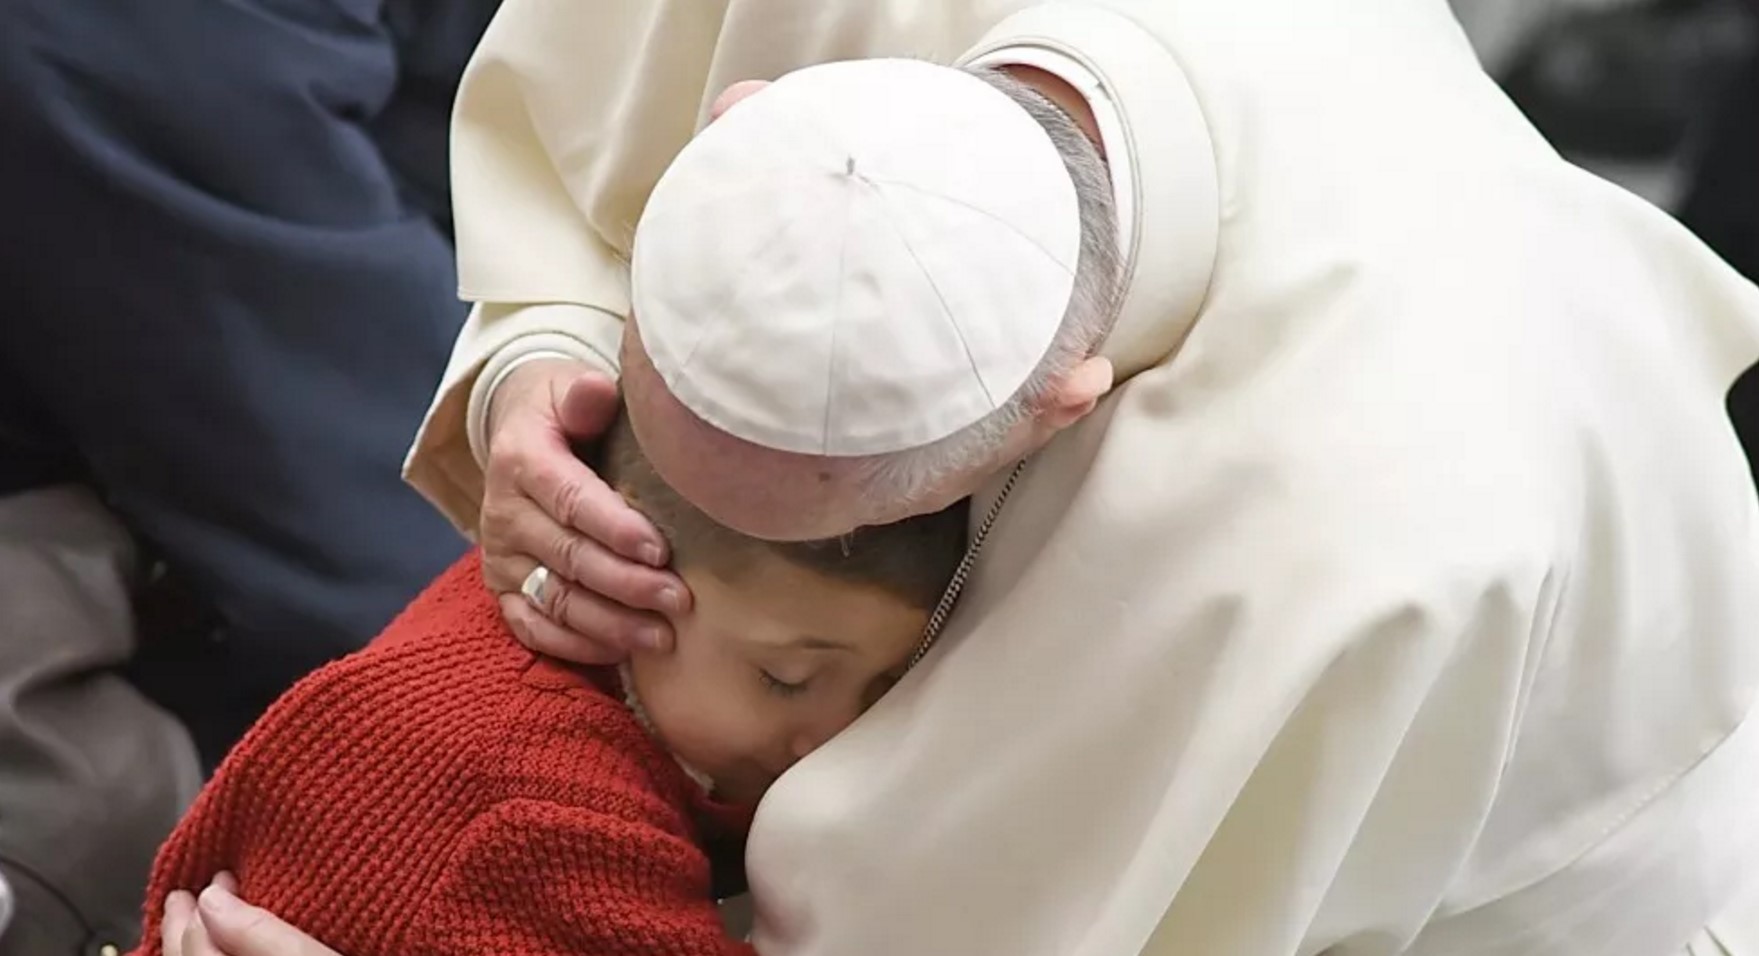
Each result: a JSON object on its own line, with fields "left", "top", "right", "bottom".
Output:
{"left": 598, "top": 409, "right": 969, "bottom": 804}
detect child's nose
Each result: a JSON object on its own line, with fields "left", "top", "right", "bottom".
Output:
{"left": 788, "top": 700, "right": 863, "bottom": 760}
{"left": 789, "top": 726, "right": 833, "bottom": 761}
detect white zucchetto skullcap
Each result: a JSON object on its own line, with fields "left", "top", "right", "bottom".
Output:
{"left": 631, "top": 58, "right": 1080, "bottom": 456}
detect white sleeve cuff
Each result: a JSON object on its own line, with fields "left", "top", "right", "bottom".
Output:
{"left": 466, "top": 330, "right": 620, "bottom": 468}
{"left": 958, "top": 44, "right": 1135, "bottom": 263}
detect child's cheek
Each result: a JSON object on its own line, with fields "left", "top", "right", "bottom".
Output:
{"left": 631, "top": 621, "right": 767, "bottom": 772}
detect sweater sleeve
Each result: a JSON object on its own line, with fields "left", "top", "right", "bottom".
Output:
{"left": 404, "top": 798, "right": 755, "bottom": 956}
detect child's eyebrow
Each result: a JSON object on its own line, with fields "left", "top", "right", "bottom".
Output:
{"left": 792, "top": 635, "right": 853, "bottom": 653}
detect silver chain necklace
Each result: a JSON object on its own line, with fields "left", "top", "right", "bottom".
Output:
{"left": 907, "top": 459, "right": 1030, "bottom": 670}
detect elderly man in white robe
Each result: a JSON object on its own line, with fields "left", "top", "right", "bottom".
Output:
{"left": 158, "top": 1, "right": 1759, "bottom": 955}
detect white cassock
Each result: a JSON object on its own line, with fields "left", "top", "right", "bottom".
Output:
{"left": 404, "top": 0, "right": 1759, "bottom": 952}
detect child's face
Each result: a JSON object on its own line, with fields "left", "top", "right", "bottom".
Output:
{"left": 626, "top": 553, "right": 930, "bottom": 805}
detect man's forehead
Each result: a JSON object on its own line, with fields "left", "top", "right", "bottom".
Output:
{"left": 622, "top": 359, "right": 860, "bottom": 541}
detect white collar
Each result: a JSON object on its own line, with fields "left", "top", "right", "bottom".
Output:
{"left": 959, "top": 5, "right": 1222, "bottom": 381}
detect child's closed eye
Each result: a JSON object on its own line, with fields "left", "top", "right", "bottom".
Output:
{"left": 759, "top": 669, "right": 810, "bottom": 698}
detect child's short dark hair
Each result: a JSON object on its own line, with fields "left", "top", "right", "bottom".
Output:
{"left": 595, "top": 410, "right": 969, "bottom": 611}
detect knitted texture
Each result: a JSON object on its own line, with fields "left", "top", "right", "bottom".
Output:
{"left": 132, "top": 552, "right": 755, "bottom": 956}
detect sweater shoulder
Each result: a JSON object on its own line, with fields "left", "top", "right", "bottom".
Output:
{"left": 477, "top": 658, "right": 698, "bottom": 830}
{"left": 227, "top": 565, "right": 531, "bottom": 760}
{"left": 216, "top": 552, "right": 635, "bottom": 807}
{"left": 141, "top": 554, "right": 705, "bottom": 956}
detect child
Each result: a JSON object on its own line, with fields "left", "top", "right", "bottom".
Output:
{"left": 133, "top": 409, "right": 968, "bottom": 956}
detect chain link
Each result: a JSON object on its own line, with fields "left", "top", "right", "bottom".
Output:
{"left": 907, "top": 459, "right": 1029, "bottom": 671}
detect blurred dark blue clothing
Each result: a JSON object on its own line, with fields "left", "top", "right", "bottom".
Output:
{"left": 0, "top": 0, "right": 495, "bottom": 760}
{"left": 1677, "top": 20, "right": 1759, "bottom": 489}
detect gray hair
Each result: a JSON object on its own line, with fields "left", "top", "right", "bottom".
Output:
{"left": 851, "top": 65, "right": 1125, "bottom": 507}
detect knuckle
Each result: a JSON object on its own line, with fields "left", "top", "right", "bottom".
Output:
{"left": 546, "top": 581, "right": 574, "bottom": 622}
{"left": 608, "top": 520, "right": 652, "bottom": 562}
{"left": 478, "top": 502, "right": 511, "bottom": 543}
{"left": 486, "top": 436, "right": 528, "bottom": 480}
{"left": 482, "top": 475, "right": 519, "bottom": 511}
{"left": 609, "top": 563, "right": 655, "bottom": 604}
{"left": 558, "top": 595, "right": 603, "bottom": 638}
{"left": 502, "top": 604, "right": 540, "bottom": 650}
{"left": 503, "top": 448, "right": 553, "bottom": 496}
{"left": 477, "top": 514, "right": 500, "bottom": 545}
{"left": 479, "top": 539, "right": 523, "bottom": 589}
{"left": 550, "top": 475, "right": 591, "bottom": 530}
{"left": 595, "top": 599, "right": 647, "bottom": 638}
{"left": 480, "top": 557, "right": 507, "bottom": 592}
{"left": 236, "top": 907, "right": 270, "bottom": 937}
{"left": 487, "top": 554, "right": 530, "bottom": 595}
{"left": 552, "top": 593, "right": 636, "bottom": 658}
{"left": 607, "top": 614, "right": 646, "bottom": 646}
{"left": 484, "top": 448, "right": 512, "bottom": 482}
{"left": 552, "top": 531, "right": 590, "bottom": 583}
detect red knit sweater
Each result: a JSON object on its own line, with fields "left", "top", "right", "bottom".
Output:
{"left": 133, "top": 552, "right": 756, "bottom": 956}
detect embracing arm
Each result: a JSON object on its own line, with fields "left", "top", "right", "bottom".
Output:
{"left": 160, "top": 799, "right": 753, "bottom": 956}
{"left": 403, "top": 798, "right": 753, "bottom": 956}
{"left": 403, "top": 0, "right": 735, "bottom": 530}
{"left": 402, "top": 0, "right": 751, "bottom": 661}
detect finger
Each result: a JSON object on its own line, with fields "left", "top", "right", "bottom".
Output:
{"left": 499, "top": 596, "right": 625, "bottom": 664}
{"left": 556, "top": 372, "right": 622, "bottom": 440}
{"left": 709, "top": 80, "right": 772, "bottom": 120}
{"left": 478, "top": 524, "right": 538, "bottom": 594}
{"left": 211, "top": 872, "right": 239, "bottom": 895}
{"left": 163, "top": 891, "right": 197, "bottom": 956}
{"left": 199, "top": 885, "right": 343, "bottom": 956}
{"left": 480, "top": 493, "right": 576, "bottom": 593}
{"left": 485, "top": 501, "right": 668, "bottom": 610}
{"left": 539, "top": 571, "right": 676, "bottom": 652}
{"left": 499, "top": 593, "right": 673, "bottom": 662}
{"left": 518, "top": 447, "right": 667, "bottom": 567}
{"left": 179, "top": 908, "right": 225, "bottom": 956}
{"left": 504, "top": 514, "right": 686, "bottom": 616}
{"left": 495, "top": 548, "right": 681, "bottom": 642}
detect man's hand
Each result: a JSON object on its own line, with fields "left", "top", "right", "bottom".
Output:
{"left": 479, "top": 358, "right": 690, "bottom": 662}
{"left": 162, "top": 876, "right": 340, "bottom": 956}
